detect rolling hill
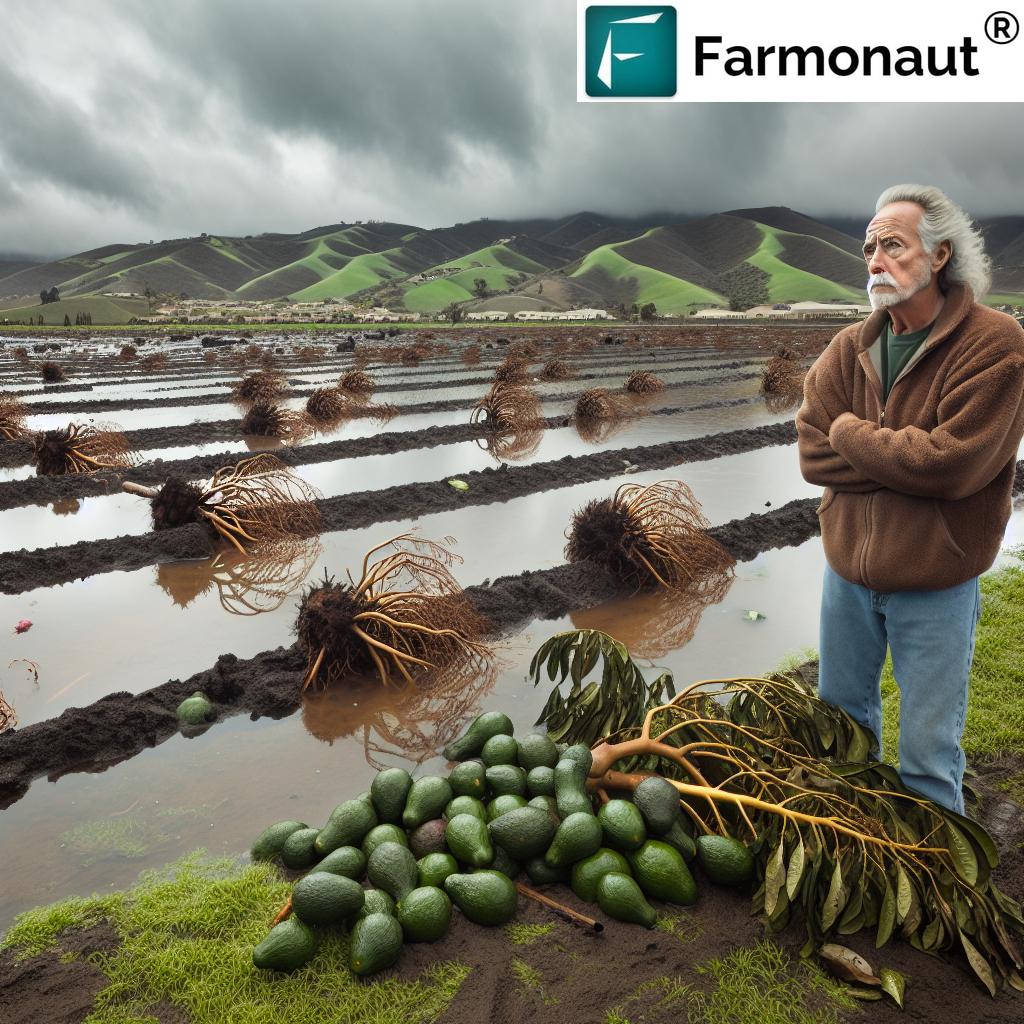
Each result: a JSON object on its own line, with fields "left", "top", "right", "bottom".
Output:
{"left": 2, "top": 207, "right": 1022, "bottom": 323}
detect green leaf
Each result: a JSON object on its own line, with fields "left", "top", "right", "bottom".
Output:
{"left": 945, "top": 821, "right": 979, "bottom": 886}
{"left": 821, "top": 859, "right": 847, "bottom": 932}
{"left": 764, "top": 841, "right": 786, "bottom": 917}
{"left": 446, "top": 478, "right": 469, "bottom": 491}
{"left": 876, "top": 879, "right": 896, "bottom": 948}
{"left": 895, "top": 864, "right": 913, "bottom": 923}
{"left": 744, "top": 609, "right": 766, "bottom": 621}
{"left": 959, "top": 928, "right": 997, "bottom": 997}
{"left": 786, "top": 838, "right": 805, "bottom": 901}
{"left": 879, "top": 968, "right": 906, "bottom": 1008}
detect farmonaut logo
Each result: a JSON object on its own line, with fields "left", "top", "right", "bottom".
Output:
{"left": 585, "top": 6, "right": 677, "bottom": 97}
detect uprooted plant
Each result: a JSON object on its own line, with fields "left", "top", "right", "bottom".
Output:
{"left": 122, "top": 453, "right": 321, "bottom": 555}
{"left": 294, "top": 533, "right": 492, "bottom": 690}
{"left": 539, "top": 359, "right": 574, "bottom": 381}
{"left": 470, "top": 382, "right": 545, "bottom": 462}
{"left": 239, "top": 402, "right": 313, "bottom": 443}
{"left": 232, "top": 370, "right": 288, "bottom": 406}
{"left": 565, "top": 479, "right": 736, "bottom": 592}
{"left": 40, "top": 360, "right": 66, "bottom": 383}
{"left": 338, "top": 369, "right": 375, "bottom": 395}
{"left": 625, "top": 370, "right": 665, "bottom": 394}
{"left": 760, "top": 345, "right": 805, "bottom": 408}
{"left": 573, "top": 387, "right": 628, "bottom": 422}
{"left": 305, "top": 386, "right": 351, "bottom": 424}
{"left": 531, "top": 629, "right": 1024, "bottom": 995}
{"left": 0, "top": 393, "right": 28, "bottom": 441}
{"left": 493, "top": 355, "right": 531, "bottom": 384}
{"left": 0, "top": 690, "right": 16, "bottom": 733}
{"left": 33, "top": 422, "right": 138, "bottom": 476}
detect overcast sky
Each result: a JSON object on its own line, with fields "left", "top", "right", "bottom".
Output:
{"left": 2, "top": 0, "right": 1021, "bottom": 258}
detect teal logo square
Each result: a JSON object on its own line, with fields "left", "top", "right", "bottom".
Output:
{"left": 585, "top": 6, "right": 677, "bottom": 97}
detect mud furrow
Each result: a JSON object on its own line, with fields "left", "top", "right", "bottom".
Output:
{"left": 0, "top": 422, "right": 798, "bottom": 591}
{"left": 0, "top": 496, "right": 823, "bottom": 806}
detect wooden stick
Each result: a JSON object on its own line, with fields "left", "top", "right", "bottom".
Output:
{"left": 515, "top": 882, "right": 603, "bottom": 932}
{"left": 271, "top": 898, "right": 292, "bottom": 927}
{"left": 122, "top": 481, "right": 159, "bottom": 499}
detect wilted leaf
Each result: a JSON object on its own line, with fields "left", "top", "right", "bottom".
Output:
{"left": 764, "top": 841, "right": 786, "bottom": 917}
{"left": 819, "top": 944, "right": 881, "bottom": 986}
{"left": 876, "top": 879, "right": 896, "bottom": 948}
{"left": 821, "top": 860, "right": 846, "bottom": 932}
{"left": 844, "top": 988, "right": 884, "bottom": 1001}
{"left": 959, "top": 928, "right": 997, "bottom": 996}
{"left": 447, "top": 478, "right": 469, "bottom": 491}
{"left": 945, "top": 821, "right": 979, "bottom": 886}
{"left": 786, "top": 838, "right": 805, "bottom": 901}
{"left": 879, "top": 967, "right": 906, "bottom": 1008}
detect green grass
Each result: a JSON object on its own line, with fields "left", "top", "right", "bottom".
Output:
{"left": 510, "top": 957, "right": 558, "bottom": 1005}
{"left": 0, "top": 295, "right": 149, "bottom": 324}
{"left": 403, "top": 266, "right": 524, "bottom": 313}
{"left": 748, "top": 224, "right": 865, "bottom": 304}
{"left": 505, "top": 922, "right": 554, "bottom": 946}
{"left": 984, "top": 293, "right": 1024, "bottom": 307}
{"left": 288, "top": 249, "right": 408, "bottom": 301}
{"left": 996, "top": 771, "right": 1024, "bottom": 803}
{"left": 435, "top": 244, "right": 547, "bottom": 276}
{"left": 571, "top": 242, "right": 725, "bottom": 312}
{"left": 1, "top": 854, "right": 469, "bottom": 1024}
{"left": 881, "top": 548, "right": 1024, "bottom": 763}
{"left": 654, "top": 911, "right": 703, "bottom": 943}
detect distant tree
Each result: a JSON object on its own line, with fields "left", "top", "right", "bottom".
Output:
{"left": 472, "top": 277, "right": 489, "bottom": 299}
{"left": 442, "top": 302, "right": 465, "bottom": 324}
{"left": 640, "top": 302, "right": 657, "bottom": 321}
{"left": 144, "top": 284, "right": 158, "bottom": 312}
{"left": 40, "top": 286, "right": 60, "bottom": 305}
{"left": 64, "top": 314, "right": 71, "bottom": 326}
{"left": 537, "top": 282, "right": 543, "bottom": 294}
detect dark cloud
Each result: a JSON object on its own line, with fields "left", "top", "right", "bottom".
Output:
{"left": 0, "top": 0, "right": 1020, "bottom": 258}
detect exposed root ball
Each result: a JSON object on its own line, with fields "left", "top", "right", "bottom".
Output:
{"left": 295, "top": 533, "right": 492, "bottom": 690}
{"left": 305, "top": 387, "right": 350, "bottom": 423}
{"left": 139, "top": 352, "right": 168, "bottom": 371}
{"left": 461, "top": 344, "right": 482, "bottom": 367}
{"left": 40, "top": 361, "right": 65, "bottom": 383}
{"left": 118, "top": 345, "right": 137, "bottom": 362}
{"left": 151, "top": 477, "right": 205, "bottom": 530}
{"left": 539, "top": 359, "right": 573, "bottom": 381}
{"left": 625, "top": 371, "right": 664, "bottom": 394}
{"left": 239, "top": 403, "right": 312, "bottom": 443}
{"left": 400, "top": 345, "right": 428, "bottom": 367}
{"left": 573, "top": 387, "right": 624, "bottom": 421}
{"left": 13, "top": 347, "right": 30, "bottom": 364}
{"left": 565, "top": 479, "right": 736, "bottom": 591}
{"left": 760, "top": 352, "right": 806, "bottom": 404}
{"left": 0, "top": 393, "right": 28, "bottom": 440}
{"left": 339, "top": 370, "right": 375, "bottom": 395}
{"left": 493, "top": 357, "right": 530, "bottom": 384}
{"left": 0, "top": 691, "right": 15, "bottom": 733}
{"left": 471, "top": 383, "right": 543, "bottom": 435}
{"left": 33, "top": 422, "right": 138, "bottom": 476}
{"left": 232, "top": 370, "right": 287, "bottom": 406}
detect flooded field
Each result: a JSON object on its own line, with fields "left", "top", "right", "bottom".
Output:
{"left": 2, "top": 318, "right": 1022, "bottom": 1024}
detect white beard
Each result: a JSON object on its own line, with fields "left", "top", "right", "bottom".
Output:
{"left": 867, "top": 262, "right": 933, "bottom": 310}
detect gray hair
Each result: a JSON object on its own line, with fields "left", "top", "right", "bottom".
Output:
{"left": 874, "top": 184, "right": 991, "bottom": 298}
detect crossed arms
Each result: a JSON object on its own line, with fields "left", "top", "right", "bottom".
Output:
{"left": 795, "top": 342, "right": 1024, "bottom": 501}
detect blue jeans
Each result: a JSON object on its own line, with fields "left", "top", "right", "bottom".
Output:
{"left": 818, "top": 564, "right": 982, "bottom": 813}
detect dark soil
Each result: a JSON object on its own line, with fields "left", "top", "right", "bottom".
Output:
{"left": 0, "top": 497, "right": 816, "bottom": 806}
{"left": 0, "top": 421, "right": 799, "bottom": 589}
{"left": 1, "top": 858, "right": 1019, "bottom": 1024}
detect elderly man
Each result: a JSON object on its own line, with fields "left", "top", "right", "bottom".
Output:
{"left": 796, "top": 184, "right": 1024, "bottom": 813}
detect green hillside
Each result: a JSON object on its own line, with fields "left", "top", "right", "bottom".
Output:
{"left": 0, "top": 295, "right": 149, "bottom": 324}
{"left": 570, "top": 241, "right": 725, "bottom": 312}
{"left": 748, "top": 224, "right": 865, "bottom": 302}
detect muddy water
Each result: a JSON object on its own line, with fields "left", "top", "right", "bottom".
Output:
{"left": 0, "top": 494, "right": 151, "bottom": 553}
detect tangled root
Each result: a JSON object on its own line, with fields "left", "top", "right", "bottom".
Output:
{"left": 539, "top": 359, "right": 573, "bottom": 381}
{"left": 493, "top": 356, "right": 531, "bottom": 384}
{"left": 34, "top": 422, "right": 138, "bottom": 476}
{"left": 139, "top": 352, "right": 168, "bottom": 371}
{"left": 400, "top": 345, "right": 429, "bottom": 367}
{"left": 240, "top": 403, "right": 312, "bottom": 443}
{"left": 0, "top": 691, "right": 15, "bottom": 733}
{"left": 305, "top": 387, "right": 350, "bottom": 423}
{"left": 13, "top": 347, "right": 30, "bottom": 364}
{"left": 232, "top": 370, "right": 287, "bottom": 406}
{"left": 295, "top": 533, "right": 492, "bottom": 690}
{"left": 565, "top": 479, "right": 736, "bottom": 592}
{"left": 760, "top": 350, "right": 805, "bottom": 410}
{"left": 118, "top": 345, "right": 137, "bottom": 362}
{"left": 339, "top": 370, "right": 375, "bottom": 395}
{"left": 40, "top": 361, "right": 66, "bottom": 383}
{"left": 461, "top": 344, "right": 482, "bottom": 367}
{"left": 203, "top": 351, "right": 218, "bottom": 365}
{"left": 625, "top": 371, "right": 664, "bottom": 394}
{"left": 0, "top": 394, "right": 28, "bottom": 441}
{"left": 573, "top": 387, "right": 626, "bottom": 421}
{"left": 471, "top": 382, "right": 543, "bottom": 434}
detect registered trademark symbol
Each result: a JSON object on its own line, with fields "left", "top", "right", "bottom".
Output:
{"left": 985, "top": 10, "right": 1019, "bottom": 43}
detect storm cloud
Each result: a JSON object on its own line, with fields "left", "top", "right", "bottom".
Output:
{"left": 1, "top": 0, "right": 1020, "bottom": 257}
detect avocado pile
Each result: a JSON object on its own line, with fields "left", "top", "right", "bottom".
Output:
{"left": 249, "top": 710, "right": 754, "bottom": 976}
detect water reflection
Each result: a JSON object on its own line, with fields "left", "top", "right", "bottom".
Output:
{"left": 49, "top": 497, "right": 81, "bottom": 516}
{"left": 155, "top": 539, "right": 321, "bottom": 615}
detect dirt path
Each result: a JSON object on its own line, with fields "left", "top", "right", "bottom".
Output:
{"left": 0, "top": 421, "right": 798, "bottom": 589}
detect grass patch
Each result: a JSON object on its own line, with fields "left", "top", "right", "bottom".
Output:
{"left": 2, "top": 853, "right": 469, "bottom": 1024}
{"left": 505, "top": 922, "right": 554, "bottom": 946}
{"left": 882, "top": 548, "right": 1024, "bottom": 763}
{"left": 510, "top": 956, "right": 558, "bottom": 1005}
{"left": 996, "top": 771, "right": 1024, "bottom": 804}
{"left": 654, "top": 911, "right": 703, "bottom": 943}
{"left": 605, "top": 976, "right": 692, "bottom": 1023}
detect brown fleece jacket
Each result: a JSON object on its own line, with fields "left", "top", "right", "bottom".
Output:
{"left": 796, "top": 283, "right": 1024, "bottom": 591}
